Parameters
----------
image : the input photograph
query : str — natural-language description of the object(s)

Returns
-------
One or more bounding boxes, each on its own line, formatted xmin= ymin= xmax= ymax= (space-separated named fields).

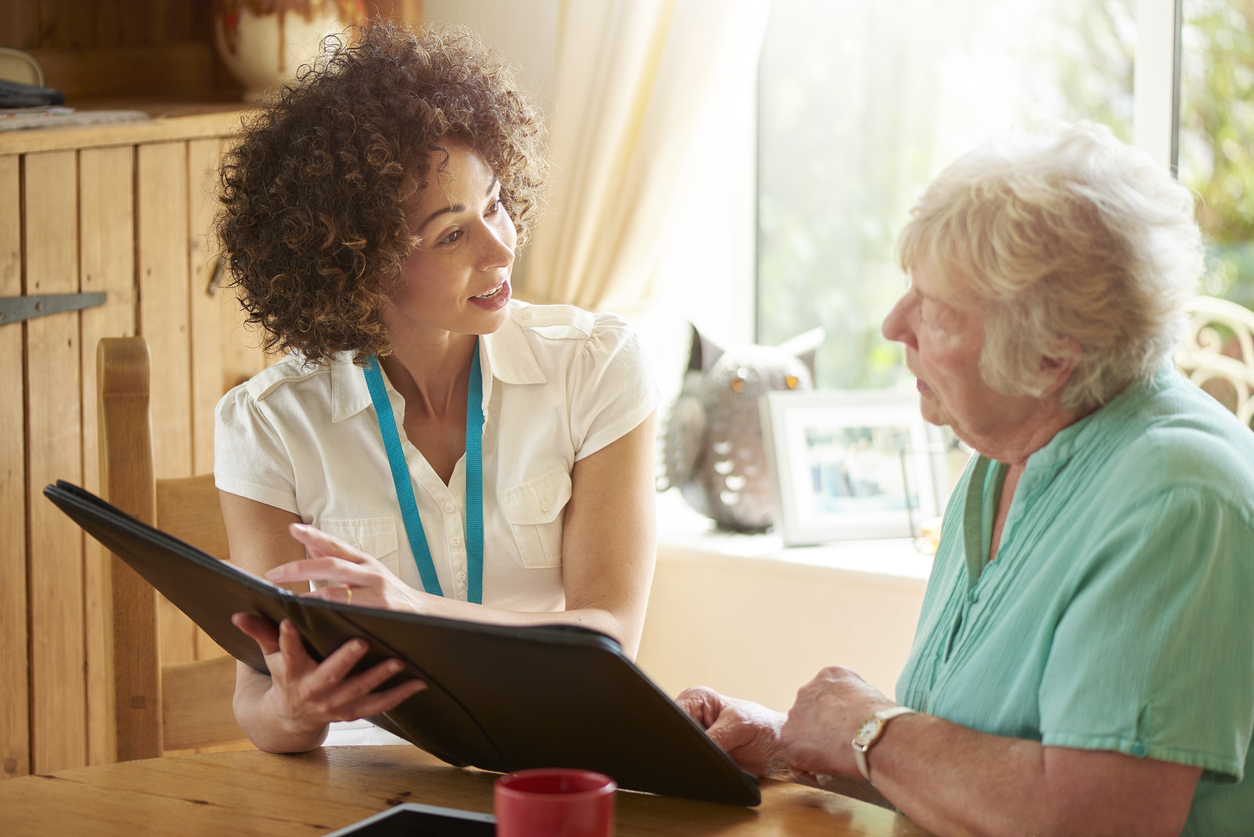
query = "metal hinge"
xmin=0 ymin=292 xmax=106 ymax=325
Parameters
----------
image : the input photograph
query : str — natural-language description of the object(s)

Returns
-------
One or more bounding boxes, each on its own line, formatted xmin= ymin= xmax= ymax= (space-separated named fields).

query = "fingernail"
xmin=387 ymin=660 xmax=404 ymax=673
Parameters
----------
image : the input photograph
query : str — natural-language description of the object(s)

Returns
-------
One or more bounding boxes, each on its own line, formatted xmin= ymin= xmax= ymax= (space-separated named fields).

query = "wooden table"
xmin=0 ymin=745 xmax=933 ymax=836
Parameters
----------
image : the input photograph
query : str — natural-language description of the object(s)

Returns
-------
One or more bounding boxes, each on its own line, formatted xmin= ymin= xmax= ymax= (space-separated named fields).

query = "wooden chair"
xmin=97 ymin=336 xmax=249 ymax=761
xmin=1175 ymin=295 xmax=1254 ymax=430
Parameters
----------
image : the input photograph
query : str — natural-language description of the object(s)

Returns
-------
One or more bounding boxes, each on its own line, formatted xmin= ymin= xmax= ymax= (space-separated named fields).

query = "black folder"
xmin=44 ymin=480 xmax=761 ymax=806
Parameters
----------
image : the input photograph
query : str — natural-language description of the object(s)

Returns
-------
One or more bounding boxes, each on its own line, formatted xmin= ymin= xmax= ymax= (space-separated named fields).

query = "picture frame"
xmin=759 ymin=389 xmax=948 ymax=546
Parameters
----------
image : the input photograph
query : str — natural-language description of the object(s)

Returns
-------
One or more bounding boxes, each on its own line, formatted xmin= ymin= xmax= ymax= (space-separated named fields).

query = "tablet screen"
xmin=323 ymin=803 xmax=495 ymax=836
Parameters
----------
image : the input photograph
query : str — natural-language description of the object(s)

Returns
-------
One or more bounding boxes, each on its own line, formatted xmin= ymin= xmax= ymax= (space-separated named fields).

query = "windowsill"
xmin=654 ymin=488 xmax=935 ymax=583
xmin=640 ymin=490 xmax=934 ymax=707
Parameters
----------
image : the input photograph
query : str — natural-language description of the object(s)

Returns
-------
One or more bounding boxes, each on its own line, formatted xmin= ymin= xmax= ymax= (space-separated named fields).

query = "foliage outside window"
xmin=1180 ymin=0 xmax=1254 ymax=306
xmin=758 ymin=0 xmax=1254 ymax=391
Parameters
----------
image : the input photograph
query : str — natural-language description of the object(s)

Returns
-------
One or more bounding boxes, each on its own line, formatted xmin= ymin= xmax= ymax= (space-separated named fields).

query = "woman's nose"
xmin=479 ymin=222 xmax=515 ymax=271
xmin=882 ymin=292 xmax=915 ymax=347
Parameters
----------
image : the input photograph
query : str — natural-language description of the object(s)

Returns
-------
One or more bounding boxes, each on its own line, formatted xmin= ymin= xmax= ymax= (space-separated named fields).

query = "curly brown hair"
xmin=215 ymin=19 xmax=547 ymax=365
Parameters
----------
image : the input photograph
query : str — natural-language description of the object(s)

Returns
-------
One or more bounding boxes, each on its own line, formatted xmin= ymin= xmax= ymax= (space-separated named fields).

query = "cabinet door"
xmin=24 ymin=149 xmax=87 ymax=774
xmin=0 ymin=155 xmax=30 ymax=781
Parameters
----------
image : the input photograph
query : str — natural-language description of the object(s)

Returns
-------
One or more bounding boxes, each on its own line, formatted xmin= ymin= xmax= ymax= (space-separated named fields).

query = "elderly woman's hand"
xmin=781 ymin=666 xmax=898 ymax=778
xmin=264 ymin=523 xmax=428 ymax=612
xmin=675 ymin=686 xmax=789 ymax=778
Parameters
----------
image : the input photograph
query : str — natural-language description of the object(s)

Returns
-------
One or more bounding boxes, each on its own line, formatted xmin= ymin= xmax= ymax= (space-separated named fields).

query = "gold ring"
xmin=345 ymin=587 xmax=353 ymax=606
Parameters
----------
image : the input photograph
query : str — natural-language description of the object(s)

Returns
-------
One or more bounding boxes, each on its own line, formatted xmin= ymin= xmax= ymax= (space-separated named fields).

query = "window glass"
xmin=757 ymin=0 xmax=1135 ymax=389
xmin=1179 ymin=0 xmax=1254 ymax=307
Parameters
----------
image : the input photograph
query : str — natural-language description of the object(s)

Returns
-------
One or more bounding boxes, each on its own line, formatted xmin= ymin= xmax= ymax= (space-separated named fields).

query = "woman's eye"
xmin=439 ymin=230 xmax=462 ymax=245
xmin=486 ymin=197 xmax=502 ymax=216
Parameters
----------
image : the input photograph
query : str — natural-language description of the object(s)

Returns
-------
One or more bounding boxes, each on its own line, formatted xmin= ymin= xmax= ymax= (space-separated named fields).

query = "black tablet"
xmin=323 ymin=803 xmax=494 ymax=836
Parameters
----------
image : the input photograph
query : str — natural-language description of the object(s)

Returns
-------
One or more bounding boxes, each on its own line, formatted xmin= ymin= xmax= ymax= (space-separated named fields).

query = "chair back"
xmin=97 ymin=336 xmax=246 ymax=760
xmin=1176 ymin=295 xmax=1254 ymax=430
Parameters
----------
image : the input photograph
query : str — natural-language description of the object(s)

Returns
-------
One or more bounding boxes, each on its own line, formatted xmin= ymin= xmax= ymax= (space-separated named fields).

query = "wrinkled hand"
xmin=781 ymin=666 xmax=894 ymax=778
xmin=266 ymin=523 xmax=426 ymax=612
xmin=231 ymin=612 xmax=426 ymax=739
xmin=676 ymin=686 xmax=788 ymax=778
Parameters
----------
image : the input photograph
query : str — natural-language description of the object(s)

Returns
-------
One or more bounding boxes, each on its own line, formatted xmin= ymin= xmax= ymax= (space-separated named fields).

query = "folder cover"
xmin=45 ymin=480 xmax=761 ymax=806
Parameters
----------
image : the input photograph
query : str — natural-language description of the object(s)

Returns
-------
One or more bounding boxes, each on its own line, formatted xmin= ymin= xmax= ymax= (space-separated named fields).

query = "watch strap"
xmin=852 ymin=705 xmax=917 ymax=781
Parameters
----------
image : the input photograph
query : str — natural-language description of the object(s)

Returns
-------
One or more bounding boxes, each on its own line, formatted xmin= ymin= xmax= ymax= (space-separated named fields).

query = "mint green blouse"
xmin=896 ymin=368 xmax=1254 ymax=835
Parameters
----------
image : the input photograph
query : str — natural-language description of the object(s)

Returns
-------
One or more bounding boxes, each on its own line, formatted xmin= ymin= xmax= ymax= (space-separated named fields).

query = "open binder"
xmin=45 ymin=480 xmax=760 ymax=806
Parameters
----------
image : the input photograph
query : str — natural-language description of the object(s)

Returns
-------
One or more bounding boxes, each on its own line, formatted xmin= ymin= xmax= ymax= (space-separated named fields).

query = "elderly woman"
xmin=214 ymin=21 xmax=657 ymax=753
xmin=679 ymin=122 xmax=1254 ymax=836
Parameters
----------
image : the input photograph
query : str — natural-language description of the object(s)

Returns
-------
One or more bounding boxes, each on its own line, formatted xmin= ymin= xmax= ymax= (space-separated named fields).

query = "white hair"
xmin=898 ymin=121 xmax=1204 ymax=411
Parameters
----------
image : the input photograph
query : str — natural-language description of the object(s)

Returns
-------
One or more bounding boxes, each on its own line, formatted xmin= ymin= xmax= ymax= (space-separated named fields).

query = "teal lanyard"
xmin=362 ymin=346 xmax=484 ymax=604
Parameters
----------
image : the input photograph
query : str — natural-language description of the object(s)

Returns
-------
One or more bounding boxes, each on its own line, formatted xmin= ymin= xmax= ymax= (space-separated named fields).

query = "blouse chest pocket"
xmin=502 ymin=467 xmax=572 ymax=569
xmin=315 ymin=517 xmax=401 ymax=576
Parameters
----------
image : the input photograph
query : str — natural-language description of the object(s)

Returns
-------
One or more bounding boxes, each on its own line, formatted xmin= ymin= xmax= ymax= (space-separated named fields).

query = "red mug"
xmin=493 ymin=768 xmax=617 ymax=837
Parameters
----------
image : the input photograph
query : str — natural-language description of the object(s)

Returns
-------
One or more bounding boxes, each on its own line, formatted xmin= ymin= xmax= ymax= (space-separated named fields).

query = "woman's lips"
xmin=469 ymin=279 xmax=511 ymax=311
xmin=916 ymin=378 xmax=932 ymax=393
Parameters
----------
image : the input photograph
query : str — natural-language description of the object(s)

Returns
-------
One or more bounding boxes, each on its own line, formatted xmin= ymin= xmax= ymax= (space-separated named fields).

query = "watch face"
xmin=854 ymin=718 xmax=881 ymax=747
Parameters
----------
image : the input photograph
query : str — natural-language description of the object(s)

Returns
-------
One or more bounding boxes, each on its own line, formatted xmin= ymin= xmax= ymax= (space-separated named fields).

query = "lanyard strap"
xmin=362 ymin=346 xmax=485 ymax=604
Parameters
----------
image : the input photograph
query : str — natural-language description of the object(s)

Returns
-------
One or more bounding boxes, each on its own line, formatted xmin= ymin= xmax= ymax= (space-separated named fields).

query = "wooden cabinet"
xmin=1 ymin=111 xmax=271 ymax=779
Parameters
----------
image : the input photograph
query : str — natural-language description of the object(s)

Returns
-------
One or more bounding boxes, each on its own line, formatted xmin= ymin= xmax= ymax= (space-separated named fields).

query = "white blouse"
xmin=214 ymin=300 xmax=659 ymax=613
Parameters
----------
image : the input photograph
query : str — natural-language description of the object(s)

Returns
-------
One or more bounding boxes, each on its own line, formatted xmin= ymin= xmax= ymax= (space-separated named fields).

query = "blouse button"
xmin=540 ymin=500 xmax=551 ymax=512
xmin=457 ymin=571 xmax=467 ymax=583
xmin=351 ymin=541 xmax=362 ymax=551
xmin=444 ymin=503 xmax=456 ymax=514
xmin=450 ymin=535 xmax=462 ymax=547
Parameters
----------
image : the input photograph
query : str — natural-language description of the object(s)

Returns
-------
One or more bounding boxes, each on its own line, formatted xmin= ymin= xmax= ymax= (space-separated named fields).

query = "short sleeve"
xmin=568 ymin=314 xmax=659 ymax=460
xmin=214 ymin=383 xmax=300 ymax=515
xmin=1039 ymin=487 xmax=1254 ymax=782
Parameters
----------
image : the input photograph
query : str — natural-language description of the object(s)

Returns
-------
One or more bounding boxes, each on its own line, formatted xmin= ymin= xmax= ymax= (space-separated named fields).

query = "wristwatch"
xmin=851 ymin=706 xmax=917 ymax=781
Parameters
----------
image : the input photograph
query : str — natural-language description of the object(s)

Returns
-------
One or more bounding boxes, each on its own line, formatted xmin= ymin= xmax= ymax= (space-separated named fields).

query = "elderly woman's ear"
xmin=1033 ymin=337 xmax=1083 ymax=400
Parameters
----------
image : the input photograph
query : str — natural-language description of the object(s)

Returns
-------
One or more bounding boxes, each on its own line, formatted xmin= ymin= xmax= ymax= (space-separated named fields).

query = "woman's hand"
xmin=780 ymin=666 xmax=896 ymax=778
xmin=266 ymin=523 xmax=430 ymax=612
xmin=231 ymin=612 xmax=426 ymax=748
xmin=675 ymin=686 xmax=789 ymax=778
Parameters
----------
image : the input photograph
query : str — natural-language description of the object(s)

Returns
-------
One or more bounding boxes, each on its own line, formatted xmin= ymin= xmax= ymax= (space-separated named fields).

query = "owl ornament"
xmin=660 ymin=325 xmax=824 ymax=531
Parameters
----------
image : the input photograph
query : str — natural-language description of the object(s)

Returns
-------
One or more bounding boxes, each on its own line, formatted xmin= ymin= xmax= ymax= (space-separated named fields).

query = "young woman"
xmin=214 ymin=20 xmax=658 ymax=753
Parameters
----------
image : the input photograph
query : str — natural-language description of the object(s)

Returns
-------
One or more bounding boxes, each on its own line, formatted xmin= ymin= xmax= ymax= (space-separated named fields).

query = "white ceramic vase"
xmin=212 ymin=0 xmax=363 ymax=101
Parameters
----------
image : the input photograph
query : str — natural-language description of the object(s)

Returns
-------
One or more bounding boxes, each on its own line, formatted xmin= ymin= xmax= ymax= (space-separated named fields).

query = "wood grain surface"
xmin=23 ymin=149 xmax=87 ymax=774
xmin=0 ymin=153 xmax=29 ymax=781
xmin=0 ymin=745 xmax=935 ymax=837
xmin=79 ymin=144 xmax=138 ymax=766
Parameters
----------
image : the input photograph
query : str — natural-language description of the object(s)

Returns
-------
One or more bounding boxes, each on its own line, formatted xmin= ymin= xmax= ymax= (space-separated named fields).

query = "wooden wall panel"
xmin=91 ymin=0 xmax=131 ymax=48
xmin=0 ymin=0 xmax=205 ymax=50
xmin=0 ymin=1 xmax=41 ymax=50
xmin=23 ymin=149 xmax=86 ymax=773
xmin=0 ymin=157 xmax=30 ymax=780
xmin=78 ymin=146 xmax=137 ymax=765
xmin=187 ymin=137 xmax=228 ymax=660
xmin=220 ymin=285 xmax=268 ymax=393
xmin=137 ymin=142 xmax=192 ymax=484
xmin=188 ymin=138 xmax=221 ymax=479
xmin=136 ymin=141 xmax=198 ymax=667
xmin=38 ymin=0 xmax=96 ymax=50
xmin=31 ymin=44 xmax=217 ymax=101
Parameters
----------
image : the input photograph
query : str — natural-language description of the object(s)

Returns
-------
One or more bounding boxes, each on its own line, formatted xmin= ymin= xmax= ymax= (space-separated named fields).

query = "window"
xmin=758 ymin=0 xmax=1246 ymax=390
xmin=1179 ymin=0 xmax=1254 ymax=305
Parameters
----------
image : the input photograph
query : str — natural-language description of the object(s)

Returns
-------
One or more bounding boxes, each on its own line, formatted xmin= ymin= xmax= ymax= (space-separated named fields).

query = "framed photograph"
xmin=759 ymin=389 xmax=947 ymax=546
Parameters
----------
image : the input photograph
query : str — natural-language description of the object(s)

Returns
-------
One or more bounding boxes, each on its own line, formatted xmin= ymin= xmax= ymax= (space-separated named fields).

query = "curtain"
xmin=516 ymin=0 xmax=770 ymax=314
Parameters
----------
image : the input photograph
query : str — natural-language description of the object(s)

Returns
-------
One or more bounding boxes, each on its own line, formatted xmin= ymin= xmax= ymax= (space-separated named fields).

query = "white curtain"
xmin=517 ymin=0 xmax=771 ymax=313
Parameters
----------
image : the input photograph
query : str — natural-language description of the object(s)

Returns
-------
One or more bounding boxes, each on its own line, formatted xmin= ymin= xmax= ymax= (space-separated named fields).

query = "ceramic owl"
xmin=660 ymin=325 xmax=824 ymax=531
